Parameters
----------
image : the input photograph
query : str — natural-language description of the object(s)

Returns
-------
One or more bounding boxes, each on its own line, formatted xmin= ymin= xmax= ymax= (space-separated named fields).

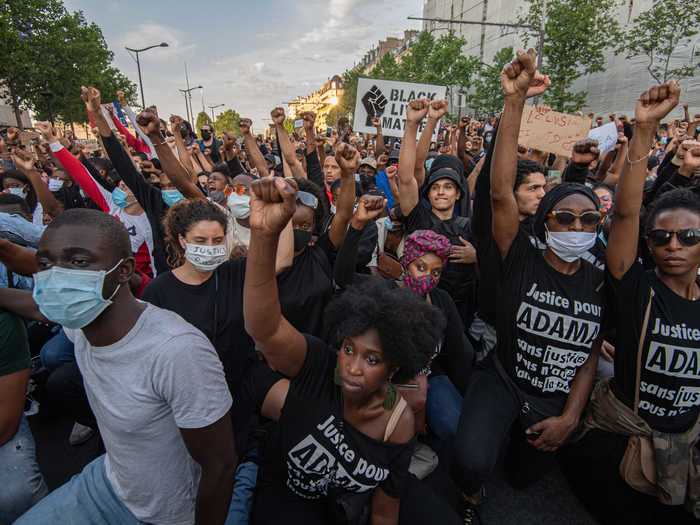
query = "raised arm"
xmin=11 ymin=147 xmax=63 ymax=218
xmin=372 ymin=116 xmax=386 ymax=158
xmin=302 ymin=112 xmax=317 ymax=156
xmin=397 ymin=99 xmax=429 ymax=217
xmin=607 ymin=81 xmax=681 ymax=279
xmin=271 ymin=107 xmax=306 ymax=180
xmin=244 ymin=177 xmax=307 ymax=377
xmin=109 ymin=106 xmax=151 ymax=157
xmin=601 ymin=133 xmax=629 ymax=187
xmin=457 ymin=116 xmax=470 ymax=171
xmin=327 ymin=143 xmax=360 ymax=249
xmin=240 ymin=119 xmax=269 ymax=178
xmin=415 ymin=100 xmax=448 ymax=187
xmin=117 ymin=90 xmax=157 ymax=159
xmin=491 ymin=49 xmax=549 ymax=258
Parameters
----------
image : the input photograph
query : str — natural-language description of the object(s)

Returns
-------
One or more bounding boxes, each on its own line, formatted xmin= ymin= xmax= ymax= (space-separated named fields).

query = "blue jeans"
xmin=40 ymin=328 xmax=75 ymax=371
xmin=225 ymin=460 xmax=259 ymax=525
xmin=426 ymin=375 xmax=463 ymax=442
xmin=0 ymin=417 xmax=47 ymax=524
xmin=14 ymin=455 xmax=143 ymax=525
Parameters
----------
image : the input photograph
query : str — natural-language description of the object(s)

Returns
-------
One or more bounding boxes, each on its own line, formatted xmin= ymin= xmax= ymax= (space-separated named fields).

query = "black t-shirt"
xmin=609 ymin=263 xmax=700 ymax=433
xmin=404 ymin=204 xmax=477 ymax=314
xmin=252 ymin=335 xmax=414 ymax=525
xmin=277 ymin=235 xmax=336 ymax=337
xmin=486 ymin=228 xmax=605 ymax=402
xmin=141 ymin=258 xmax=254 ymax=390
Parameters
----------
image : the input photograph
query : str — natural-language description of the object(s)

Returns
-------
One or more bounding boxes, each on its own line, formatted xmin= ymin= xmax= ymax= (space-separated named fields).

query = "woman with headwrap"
xmin=452 ymin=50 xmax=605 ymax=524
xmin=334 ymin=197 xmax=474 ymax=443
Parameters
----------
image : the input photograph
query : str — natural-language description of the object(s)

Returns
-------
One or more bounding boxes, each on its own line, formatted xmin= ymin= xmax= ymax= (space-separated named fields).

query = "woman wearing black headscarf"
xmin=452 ymin=49 xmax=606 ymax=523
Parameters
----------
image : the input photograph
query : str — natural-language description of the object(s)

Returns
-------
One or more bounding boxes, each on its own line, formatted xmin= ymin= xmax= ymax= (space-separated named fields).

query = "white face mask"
xmin=330 ymin=204 xmax=337 ymax=215
xmin=184 ymin=243 xmax=228 ymax=272
xmin=227 ymin=193 xmax=251 ymax=219
xmin=545 ymin=227 xmax=597 ymax=262
xmin=48 ymin=178 xmax=64 ymax=191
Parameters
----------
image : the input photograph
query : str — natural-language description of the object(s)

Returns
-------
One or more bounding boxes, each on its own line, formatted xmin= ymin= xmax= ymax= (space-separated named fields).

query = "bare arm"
xmin=0 ymin=288 xmax=46 ymax=322
xmin=11 ymin=147 xmax=63 ymax=218
xmin=607 ymin=81 xmax=680 ymax=280
xmin=244 ymin=177 xmax=307 ymax=377
xmin=0 ymin=239 xmax=38 ymax=276
xmin=192 ymin=146 xmax=214 ymax=173
xmin=415 ymin=100 xmax=448 ymax=187
xmin=491 ymin=49 xmax=549 ymax=258
xmin=601 ymin=134 xmax=629 ymax=187
xmin=271 ymin=108 xmax=306 ymax=180
xmin=372 ymin=116 xmax=386 ymax=158
xmin=303 ymin=112 xmax=317 ymax=156
xmin=0 ymin=369 xmax=30 ymax=446
xmin=467 ymin=154 xmax=486 ymax=197
xmin=328 ymin=143 xmax=360 ymax=250
xmin=240 ymin=119 xmax=269 ymax=178
xmin=180 ymin=414 xmax=237 ymax=525
xmin=397 ymin=100 xmax=429 ymax=217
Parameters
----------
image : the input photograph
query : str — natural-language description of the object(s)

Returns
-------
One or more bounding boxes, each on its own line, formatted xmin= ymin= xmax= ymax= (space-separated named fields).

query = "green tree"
xmin=337 ymin=67 xmax=361 ymax=123
xmin=469 ymin=47 xmax=514 ymax=116
xmin=518 ymin=0 xmax=622 ymax=112
xmin=213 ymin=108 xmax=241 ymax=136
xmin=370 ymin=52 xmax=402 ymax=81
xmin=619 ymin=0 xmax=700 ymax=84
xmin=0 ymin=0 xmax=135 ymax=127
xmin=195 ymin=111 xmax=212 ymax=132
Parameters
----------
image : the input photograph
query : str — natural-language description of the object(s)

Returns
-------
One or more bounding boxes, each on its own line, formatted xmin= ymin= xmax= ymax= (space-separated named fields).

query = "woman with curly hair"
xmin=244 ymin=177 xmax=461 ymax=525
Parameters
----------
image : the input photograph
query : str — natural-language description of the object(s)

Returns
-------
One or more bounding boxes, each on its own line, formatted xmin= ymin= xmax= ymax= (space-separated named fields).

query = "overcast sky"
xmin=63 ymin=0 xmax=423 ymax=132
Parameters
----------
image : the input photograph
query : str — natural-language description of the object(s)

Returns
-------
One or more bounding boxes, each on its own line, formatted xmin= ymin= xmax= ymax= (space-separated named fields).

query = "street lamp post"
xmin=178 ymin=86 xmax=203 ymax=124
xmin=208 ymin=104 xmax=225 ymax=122
xmin=125 ymin=42 xmax=169 ymax=109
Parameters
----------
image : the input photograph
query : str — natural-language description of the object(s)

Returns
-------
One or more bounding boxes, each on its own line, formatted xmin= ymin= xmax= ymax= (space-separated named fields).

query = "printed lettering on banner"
xmin=286 ymin=415 xmax=389 ymax=499
xmin=353 ymin=77 xmax=447 ymax=140
xmin=517 ymin=106 xmax=592 ymax=157
xmin=587 ymin=122 xmax=618 ymax=155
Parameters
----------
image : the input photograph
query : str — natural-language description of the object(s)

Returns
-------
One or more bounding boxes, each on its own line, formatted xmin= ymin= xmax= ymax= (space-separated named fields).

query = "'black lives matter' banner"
xmin=353 ymin=77 xmax=447 ymax=139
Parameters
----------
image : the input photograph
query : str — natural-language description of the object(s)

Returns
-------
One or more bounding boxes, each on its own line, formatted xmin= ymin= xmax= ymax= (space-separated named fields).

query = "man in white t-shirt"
xmin=7 ymin=208 xmax=236 ymax=525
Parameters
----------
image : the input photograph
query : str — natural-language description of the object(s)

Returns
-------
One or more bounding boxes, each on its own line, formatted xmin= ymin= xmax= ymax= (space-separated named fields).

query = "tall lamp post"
xmin=208 ymin=104 xmax=225 ymax=122
xmin=125 ymin=42 xmax=169 ymax=109
xmin=178 ymin=86 xmax=203 ymax=124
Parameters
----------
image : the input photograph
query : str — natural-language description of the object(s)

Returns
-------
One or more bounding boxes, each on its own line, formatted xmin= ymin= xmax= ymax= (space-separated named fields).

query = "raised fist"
xmin=501 ymin=49 xmax=550 ymax=100
xmin=136 ymin=110 xmax=160 ymax=139
xmin=10 ymin=148 xmax=36 ymax=172
xmin=270 ymin=107 xmax=285 ymax=126
xmin=428 ymin=100 xmax=449 ymax=121
xmin=80 ymin=86 xmax=102 ymax=113
xmin=371 ymin=116 xmax=382 ymax=128
xmin=361 ymin=85 xmax=389 ymax=126
xmin=301 ymin=112 xmax=316 ymax=131
xmin=249 ymin=176 xmax=298 ymax=236
xmin=571 ymin=138 xmax=600 ymax=166
xmin=240 ymin=118 xmax=253 ymax=136
xmin=335 ymin=142 xmax=360 ymax=173
xmin=406 ymin=99 xmax=429 ymax=124
xmin=680 ymin=140 xmax=700 ymax=173
xmin=35 ymin=121 xmax=58 ymax=143
xmin=635 ymin=81 xmax=681 ymax=126
xmin=458 ymin=116 xmax=470 ymax=129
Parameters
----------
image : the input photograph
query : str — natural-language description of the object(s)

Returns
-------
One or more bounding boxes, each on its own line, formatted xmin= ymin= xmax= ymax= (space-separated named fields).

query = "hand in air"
xmin=80 ymin=86 xmax=102 ymax=113
xmin=353 ymin=195 xmax=386 ymax=226
xmin=35 ymin=121 xmax=58 ymax=143
xmin=428 ymin=100 xmax=449 ymax=121
xmin=10 ymin=148 xmax=36 ymax=172
xmin=249 ymin=176 xmax=298 ymax=236
xmin=239 ymin=118 xmax=253 ymax=136
xmin=406 ymin=99 xmax=429 ymax=124
xmin=335 ymin=143 xmax=360 ymax=173
xmin=571 ymin=138 xmax=600 ymax=166
xmin=635 ymin=81 xmax=681 ymax=126
xmin=501 ymin=49 xmax=550 ymax=100
xmin=270 ymin=107 xmax=286 ymax=126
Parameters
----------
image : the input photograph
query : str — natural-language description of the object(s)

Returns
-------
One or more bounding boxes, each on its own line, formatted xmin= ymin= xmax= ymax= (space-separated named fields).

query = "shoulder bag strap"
xmin=633 ymin=288 xmax=655 ymax=415
xmin=383 ymin=396 xmax=408 ymax=442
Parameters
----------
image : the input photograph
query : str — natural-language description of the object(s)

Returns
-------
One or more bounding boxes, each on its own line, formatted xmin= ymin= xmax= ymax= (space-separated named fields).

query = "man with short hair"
xmin=3 ymin=209 xmax=237 ymax=525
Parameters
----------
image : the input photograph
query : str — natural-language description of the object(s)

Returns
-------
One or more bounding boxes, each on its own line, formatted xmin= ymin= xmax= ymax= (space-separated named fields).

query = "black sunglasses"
xmin=647 ymin=229 xmax=700 ymax=247
xmin=548 ymin=210 xmax=602 ymax=227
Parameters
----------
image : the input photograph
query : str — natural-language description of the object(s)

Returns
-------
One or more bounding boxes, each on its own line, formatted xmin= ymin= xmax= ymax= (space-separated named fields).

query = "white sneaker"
xmin=68 ymin=422 xmax=94 ymax=446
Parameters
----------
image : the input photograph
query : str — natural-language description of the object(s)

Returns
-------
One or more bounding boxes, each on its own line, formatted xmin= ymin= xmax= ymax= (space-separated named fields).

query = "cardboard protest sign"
xmin=588 ymin=122 xmax=618 ymax=155
xmin=353 ymin=77 xmax=447 ymax=139
xmin=518 ymin=106 xmax=592 ymax=157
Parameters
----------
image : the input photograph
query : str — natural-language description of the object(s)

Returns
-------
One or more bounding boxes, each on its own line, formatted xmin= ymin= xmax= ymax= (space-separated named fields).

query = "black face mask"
xmin=179 ymin=126 xmax=189 ymax=139
xmin=201 ymin=130 xmax=212 ymax=140
xmin=293 ymin=229 xmax=312 ymax=252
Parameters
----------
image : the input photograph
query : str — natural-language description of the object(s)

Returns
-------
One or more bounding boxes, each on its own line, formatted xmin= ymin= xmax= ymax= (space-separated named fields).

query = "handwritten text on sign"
xmin=518 ymin=106 xmax=592 ymax=157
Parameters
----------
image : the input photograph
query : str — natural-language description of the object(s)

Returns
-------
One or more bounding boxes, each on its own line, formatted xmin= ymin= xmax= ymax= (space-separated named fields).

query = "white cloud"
xmin=117 ymin=23 xmax=196 ymax=60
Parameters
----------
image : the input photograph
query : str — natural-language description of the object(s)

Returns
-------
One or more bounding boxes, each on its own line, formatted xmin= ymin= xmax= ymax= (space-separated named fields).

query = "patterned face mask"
xmin=402 ymin=273 xmax=438 ymax=296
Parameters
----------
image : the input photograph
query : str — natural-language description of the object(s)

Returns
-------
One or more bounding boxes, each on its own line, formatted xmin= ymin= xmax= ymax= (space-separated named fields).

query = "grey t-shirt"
xmin=65 ymin=303 xmax=232 ymax=525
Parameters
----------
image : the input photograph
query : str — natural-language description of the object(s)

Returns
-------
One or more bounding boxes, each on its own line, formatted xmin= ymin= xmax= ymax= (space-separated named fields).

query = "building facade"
xmin=421 ymin=0 xmax=700 ymax=116
xmin=358 ymin=30 xmax=420 ymax=72
xmin=287 ymin=75 xmax=345 ymax=130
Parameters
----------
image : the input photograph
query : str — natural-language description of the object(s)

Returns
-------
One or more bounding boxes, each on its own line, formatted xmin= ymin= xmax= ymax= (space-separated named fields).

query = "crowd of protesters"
xmin=1 ymin=47 xmax=700 ymax=525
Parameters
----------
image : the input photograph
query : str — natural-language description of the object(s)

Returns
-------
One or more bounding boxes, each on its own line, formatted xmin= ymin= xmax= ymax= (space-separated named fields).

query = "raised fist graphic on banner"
xmin=361 ymin=85 xmax=388 ymax=126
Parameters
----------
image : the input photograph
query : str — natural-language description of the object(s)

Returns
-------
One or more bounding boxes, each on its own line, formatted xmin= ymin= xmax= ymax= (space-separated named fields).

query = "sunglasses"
xmin=548 ymin=210 xmax=602 ymax=227
xmin=296 ymin=190 xmax=318 ymax=210
xmin=647 ymin=229 xmax=700 ymax=247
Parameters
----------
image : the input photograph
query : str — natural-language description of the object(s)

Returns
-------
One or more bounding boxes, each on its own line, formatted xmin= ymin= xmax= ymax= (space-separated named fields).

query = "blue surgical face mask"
xmin=32 ymin=259 xmax=123 ymax=329
xmin=162 ymin=189 xmax=184 ymax=207
xmin=112 ymin=187 xmax=129 ymax=209
xmin=7 ymin=186 xmax=27 ymax=199
xmin=384 ymin=216 xmax=399 ymax=231
xmin=425 ymin=158 xmax=434 ymax=171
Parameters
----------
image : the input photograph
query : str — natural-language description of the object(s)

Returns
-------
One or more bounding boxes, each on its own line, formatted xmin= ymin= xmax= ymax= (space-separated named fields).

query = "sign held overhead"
xmin=518 ymin=106 xmax=592 ymax=158
xmin=353 ymin=77 xmax=447 ymax=139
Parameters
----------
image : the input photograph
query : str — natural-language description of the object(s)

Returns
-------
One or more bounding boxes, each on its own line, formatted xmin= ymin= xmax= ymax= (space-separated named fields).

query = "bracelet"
xmin=626 ymin=146 xmax=652 ymax=165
